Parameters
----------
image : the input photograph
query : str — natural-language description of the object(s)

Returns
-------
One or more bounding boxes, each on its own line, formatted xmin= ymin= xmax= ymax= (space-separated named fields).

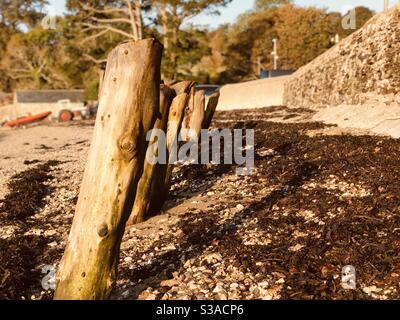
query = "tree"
xmin=192 ymin=25 xmax=229 ymax=84
xmin=1 ymin=27 xmax=72 ymax=89
xmin=273 ymin=4 xmax=338 ymax=70
xmin=152 ymin=0 xmax=232 ymax=80
xmin=255 ymin=0 xmax=291 ymax=10
xmin=217 ymin=3 xmax=371 ymax=83
xmin=0 ymin=0 xmax=48 ymax=31
xmin=66 ymin=0 xmax=150 ymax=43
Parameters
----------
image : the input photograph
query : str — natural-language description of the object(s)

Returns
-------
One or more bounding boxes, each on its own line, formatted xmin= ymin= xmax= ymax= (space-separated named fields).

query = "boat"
xmin=3 ymin=111 xmax=52 ymax=127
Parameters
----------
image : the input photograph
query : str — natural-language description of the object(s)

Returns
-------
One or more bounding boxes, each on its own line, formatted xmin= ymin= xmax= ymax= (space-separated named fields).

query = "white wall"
xmin=217 ymin=76 xmax=291 ymax=111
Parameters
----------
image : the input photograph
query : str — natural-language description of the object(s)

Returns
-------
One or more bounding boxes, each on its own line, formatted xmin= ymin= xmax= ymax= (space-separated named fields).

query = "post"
xmin=127 ymin=85 xmax=175 ymax=225
xmin=54 ymin=39 xmax=163 ymax=300
xmin=149 ymin=81 xmax=193 ymax=213
xmin=272 ymin=38 xmax=279 ymax=70
xmin=181 ymin=86 xmax=196 ymax=137
xmin=158 ymin=93 xmax=190 ymax=210
xmin=384 ymin=0 xmax=389 ymax=11
xmin=188 ymin=90 xmax=205 ymax=141
xmin=202 ymin=92 xmax=220 ymax=130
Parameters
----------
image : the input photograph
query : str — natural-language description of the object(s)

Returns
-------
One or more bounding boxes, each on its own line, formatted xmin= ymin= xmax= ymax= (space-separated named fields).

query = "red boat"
xmin=4 ymin=111 xmax=52 ymax=127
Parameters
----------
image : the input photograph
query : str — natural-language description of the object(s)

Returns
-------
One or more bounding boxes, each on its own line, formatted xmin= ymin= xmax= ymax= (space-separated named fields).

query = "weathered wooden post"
xmin=54 ymin=39 xmax=163 ymax=300
xmin=127 ymin=85 xmax=175 ymax=225
xmin=149 ymin=81 xmax=193 ymax=213
xmin=181 ymin=86 xmax=196 ymax=135
xmin=171 ymin=80 xmax=195 ymax=95
xmin=202 ymin=92 xmax=220 ymax=129
xmin=188 ymin=90 xmax=205 ymax=141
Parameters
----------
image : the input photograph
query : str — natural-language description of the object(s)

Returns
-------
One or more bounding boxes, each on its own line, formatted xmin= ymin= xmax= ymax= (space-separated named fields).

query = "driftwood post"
xmin=181 ymin=86 xmax=196 ymax=136
xmin=202 ymin=92 xmax=220 ymax=129
xmin=127 ymin=85 xmax=175 ymax=225
xmin=150 ymin=91 xmax=190 ymax=212
xmin=149 ymin=81 xmax=193 ymax=213
xmin=188 ymin=90 xmax=205 ymax=141
xmin=54 ymin=39 xmax=162 ymax=300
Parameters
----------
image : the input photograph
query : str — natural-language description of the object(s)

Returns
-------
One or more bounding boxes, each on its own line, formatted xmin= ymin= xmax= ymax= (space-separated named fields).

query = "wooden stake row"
xmin=54 ymin=39 xmax=220 ymax=300
xmin=127 ymin=80 xmax=220 ymax=224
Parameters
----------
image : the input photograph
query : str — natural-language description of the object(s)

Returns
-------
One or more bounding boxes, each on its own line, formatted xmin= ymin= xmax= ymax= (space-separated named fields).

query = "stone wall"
xmin=284 ymin=6 xmax=400 ymax=109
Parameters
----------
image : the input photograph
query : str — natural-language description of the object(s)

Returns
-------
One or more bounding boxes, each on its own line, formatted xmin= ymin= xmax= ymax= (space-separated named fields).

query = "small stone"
xmin=160 ymin=279 xmax=180 ymax=287
xmin=124 ymin=257 xmax=133 ymax=263
xmin=236 ymin=204 xmax=245 ymax=211
xmin=47 ymin=241 xmax=58 ymax=247
xmin=230 ymin=283 xmax=239 ymax=290
xmin=363 ymin=286 xmax=382 ymax=295
xmin=212 ymin=283 xmax=225 ymax=294
xmin=44 ymin=230 xmax=57 ymax=237
xmin=288 ymin=244 xmax=305 ymax=252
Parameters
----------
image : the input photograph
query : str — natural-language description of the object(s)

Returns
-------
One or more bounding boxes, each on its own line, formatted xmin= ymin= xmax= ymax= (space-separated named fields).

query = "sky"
xmin=47 ymin=0 xmax=393 ymax=28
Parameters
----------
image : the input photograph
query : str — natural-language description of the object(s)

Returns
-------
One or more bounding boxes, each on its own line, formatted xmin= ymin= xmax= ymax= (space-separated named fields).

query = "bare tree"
xmin=80 ymin=1 xmax=149 ymax=43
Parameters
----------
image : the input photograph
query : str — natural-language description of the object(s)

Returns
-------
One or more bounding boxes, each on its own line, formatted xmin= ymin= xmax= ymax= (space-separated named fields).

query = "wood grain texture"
xmin=127 ymin=85 xmax=175 ymax=225
xmin=202 ymin=92 xmax=220 ymax=129
xmin=54 ymin=39 xmax=162 ymax=300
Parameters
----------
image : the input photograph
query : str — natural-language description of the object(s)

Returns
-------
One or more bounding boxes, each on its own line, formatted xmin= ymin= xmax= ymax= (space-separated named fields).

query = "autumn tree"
xmin=273 ymin=4 xmax=338 ymax=70
xmin=1 ymin=27 xmax=72 ymax=89
xmin=255 ymin=0 xmax=291 ymax=10
xmin=152 ymin=0 xmax=232 ymax=80
xmin=215 ymin=3 xmax=373 ymax=83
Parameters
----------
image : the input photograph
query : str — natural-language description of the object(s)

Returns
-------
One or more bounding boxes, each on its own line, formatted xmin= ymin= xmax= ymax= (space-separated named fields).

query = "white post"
xmin=271 ymin=38 xmax=279 ymax=71
xmin=384 ymin=0 xmax=389 ymax=11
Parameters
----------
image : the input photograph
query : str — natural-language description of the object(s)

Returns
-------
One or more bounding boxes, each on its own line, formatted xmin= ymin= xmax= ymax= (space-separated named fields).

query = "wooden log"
xmin=98 ymin=68 xmax=105 ymax=99
xmin=181 ymin=86 xmax=196 ymax=135
xmin=150 ymin=92 xmax=190 ymax=212
xmin=148 ymin=81 xmax=194 ymax=213
xmin=127 ymin=85 xmax=175 ymax=225
xmin=54 ymin=39 xmax=163 ymax=300
xmin=187 ymin=90 xmax=205 ymax=141
xmin=202 ymin=92 xmax=220 ymax=129
xmin=171 ymin=80 xmax=195 ymax=95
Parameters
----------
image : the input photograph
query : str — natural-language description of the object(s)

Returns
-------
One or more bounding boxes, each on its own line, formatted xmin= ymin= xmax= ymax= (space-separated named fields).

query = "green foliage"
xmin=85 ymin=79 xmax=100 ymax=100
xmin=0 ymin=0 xmax=48 ymax=31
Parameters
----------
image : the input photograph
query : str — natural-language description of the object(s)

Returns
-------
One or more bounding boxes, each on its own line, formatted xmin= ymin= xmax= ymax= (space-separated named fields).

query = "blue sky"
xmin=48 ymin=0 xmax=393 ymax=28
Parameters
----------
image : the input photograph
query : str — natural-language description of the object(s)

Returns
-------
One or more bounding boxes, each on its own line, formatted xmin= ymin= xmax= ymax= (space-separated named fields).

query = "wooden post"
xmin=171 ymin=80 xmax=195 ymax=95
xmin=127 ymin=85 xmax=175 ymax=225
xmin=149 ymin=81 xmax=193 ymax=213
xmin=202 ymin=92 xmax=220 ymax=129
xmin=188 ymin=90 xmax=205 ymax=141
xmin=156 ymin=93 xmax=190 ymax=211
xmin=54 ymin=39 xmax=163 ymax=300
xmin=181 ymin=86 xmax=196 ymax=136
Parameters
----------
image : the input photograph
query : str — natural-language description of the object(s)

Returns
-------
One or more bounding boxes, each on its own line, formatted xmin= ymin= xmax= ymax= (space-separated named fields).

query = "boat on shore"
xmin=3 ymin=111 xmax=52 ymax=127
